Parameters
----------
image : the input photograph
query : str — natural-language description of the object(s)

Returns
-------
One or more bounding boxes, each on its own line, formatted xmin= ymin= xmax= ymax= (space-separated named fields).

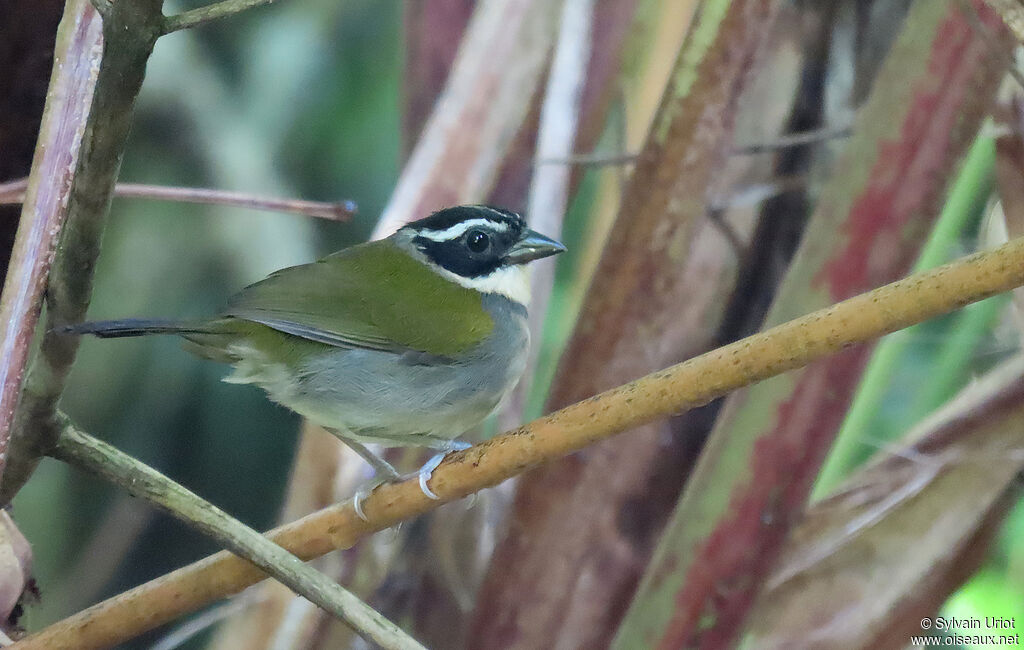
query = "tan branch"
xmin=50 ymin=421 xmax=423 ymax=650
xmin=22 ymin=234 xmax=1024 ymax=650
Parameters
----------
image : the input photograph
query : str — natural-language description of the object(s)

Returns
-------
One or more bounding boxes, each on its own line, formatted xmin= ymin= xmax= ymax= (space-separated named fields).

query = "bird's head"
xmin=395 ymin=205 xmax=566 ymax=304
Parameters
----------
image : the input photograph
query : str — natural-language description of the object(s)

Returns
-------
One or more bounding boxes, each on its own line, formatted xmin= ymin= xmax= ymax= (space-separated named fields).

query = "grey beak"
xmin=506 ymin=229 xmax=567 ymax=264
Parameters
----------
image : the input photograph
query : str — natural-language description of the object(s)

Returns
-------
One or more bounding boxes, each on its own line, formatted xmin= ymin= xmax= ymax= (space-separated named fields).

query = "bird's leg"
xmin=325 ymin=429 xmax=401 ymax=521
xmin=333 ymin=435 xmax=402 ymax=481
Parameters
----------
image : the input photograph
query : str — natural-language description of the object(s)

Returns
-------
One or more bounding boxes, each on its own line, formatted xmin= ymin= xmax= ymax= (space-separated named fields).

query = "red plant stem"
xmin=615 ymin=2 xmax=1013 ymax=647
xmin=0 ymin=1 xmax=103 ymax=485
xmin=469 ymin=0 xmax=784 ymax=647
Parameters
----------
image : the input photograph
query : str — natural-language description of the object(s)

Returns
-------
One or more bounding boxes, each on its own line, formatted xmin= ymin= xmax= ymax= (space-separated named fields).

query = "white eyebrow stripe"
xmin=417 ymin=218 xmax=510 ymax=242
xmin=475 ymin=205 xmax=517 ymax=220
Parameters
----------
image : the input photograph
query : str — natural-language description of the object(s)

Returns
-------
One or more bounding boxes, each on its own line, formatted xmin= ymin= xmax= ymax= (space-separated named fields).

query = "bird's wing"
xmin=223 ymin=239 xmax=494 ymax=355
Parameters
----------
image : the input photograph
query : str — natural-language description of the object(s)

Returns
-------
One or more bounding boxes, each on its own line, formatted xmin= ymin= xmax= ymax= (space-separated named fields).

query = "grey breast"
xmin=291 ymin=293 xmax=529 ymax=444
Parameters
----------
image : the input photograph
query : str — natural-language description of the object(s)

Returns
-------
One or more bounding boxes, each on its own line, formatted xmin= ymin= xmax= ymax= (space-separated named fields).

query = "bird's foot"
xmin=350 ymin=441 xmax=472 ymax=520
xmin=415 ymin=441 xmax=472 ymax=500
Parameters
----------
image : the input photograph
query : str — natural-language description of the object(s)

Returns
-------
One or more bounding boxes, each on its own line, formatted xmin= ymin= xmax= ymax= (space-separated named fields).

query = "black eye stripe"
xmin=413 ymin=237 xmax=499 ymax=278
xmin=413 ymin=226 xmax=518 ymax=279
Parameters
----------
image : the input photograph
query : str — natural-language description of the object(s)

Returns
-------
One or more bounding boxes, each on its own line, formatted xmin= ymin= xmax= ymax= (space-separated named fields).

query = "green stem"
xmin=50 ymin=418 xmax=425 ymax=650
xmin=813 ymin=134 xmax=996 ymax=497
xmin=161 ymin=0 xmax=278 ymax=34
xmin=910 ymin=293 xmax=1008 ymax=415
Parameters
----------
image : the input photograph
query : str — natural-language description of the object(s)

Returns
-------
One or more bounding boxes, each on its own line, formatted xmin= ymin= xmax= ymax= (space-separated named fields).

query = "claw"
xmin=418 ymin=453 xmax=445 ymax=500
xmin=352 ymin=478 xmax=385 ymax=521
xmin=416 ymin=441 xmax=471 ymax=499
xmin=352 ymin=486 xmax=370 ymax=521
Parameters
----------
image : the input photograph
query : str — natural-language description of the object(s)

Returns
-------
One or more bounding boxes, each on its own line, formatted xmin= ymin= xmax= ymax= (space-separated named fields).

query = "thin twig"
xmin=733 ymin=124 xmax=852 ymax=154
xmin=49 ymin=419 xmax=424 ymax=650
xmin=0 ymin=178 xmax=27 ymax=203
xmin=705 ymin=209 xmax=748 ymax=261
xmin=150 ymin=598 xmax=257 ymax=650
xmin=23 ymin=234 xmax=1024 ymax=650
xmin=536 ymin=151 xmax=639 ymax=166
xmin=162 ymin=0 xmax=278 ymax=34
xmin=0 ymin=0 xmax=99 ymax=480
xmin=113 ymin=184 xmax=357 ymax=220
xmin=708 ymin=175 xmax=809 ymax=212
xmin=0 ymin=178 xmax=356 ymax=221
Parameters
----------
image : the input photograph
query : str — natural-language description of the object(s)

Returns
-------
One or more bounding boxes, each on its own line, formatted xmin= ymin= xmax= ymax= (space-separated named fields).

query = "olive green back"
xmin=223 ymin=239 xmax=494 ymax=356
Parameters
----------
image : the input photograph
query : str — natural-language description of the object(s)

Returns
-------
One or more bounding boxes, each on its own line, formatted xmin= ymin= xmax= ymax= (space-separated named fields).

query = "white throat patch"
xmin=416 ymin=218 xmax=510 ymax=242
xmin=438 ymin=263 xmax=531 ymax=304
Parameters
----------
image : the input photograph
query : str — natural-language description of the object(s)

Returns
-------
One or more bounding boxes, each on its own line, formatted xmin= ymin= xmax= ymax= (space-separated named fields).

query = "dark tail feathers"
xmin=55 ymin=319 xmax=210 ymax=339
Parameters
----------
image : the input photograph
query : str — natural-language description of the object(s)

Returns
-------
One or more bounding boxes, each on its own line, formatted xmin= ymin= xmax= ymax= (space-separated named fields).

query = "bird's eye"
xmin=465 ymin=230 xmax=490 ymax=253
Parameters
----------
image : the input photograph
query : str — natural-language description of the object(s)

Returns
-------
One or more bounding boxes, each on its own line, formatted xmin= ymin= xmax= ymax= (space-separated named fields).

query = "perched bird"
xmin=62 ymin=205 xmax=565 ymax=515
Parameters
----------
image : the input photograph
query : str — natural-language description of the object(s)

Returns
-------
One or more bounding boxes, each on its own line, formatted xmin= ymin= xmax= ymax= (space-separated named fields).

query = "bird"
xmin=61 ymin=205 xmax=565 ymax=517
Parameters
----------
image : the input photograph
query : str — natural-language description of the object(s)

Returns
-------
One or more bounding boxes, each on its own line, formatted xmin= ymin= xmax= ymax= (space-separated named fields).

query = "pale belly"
xmin=230 ymin=299 xmax=529 ymax=448
xmin=286 ymin=344 xmax=527 ymax=445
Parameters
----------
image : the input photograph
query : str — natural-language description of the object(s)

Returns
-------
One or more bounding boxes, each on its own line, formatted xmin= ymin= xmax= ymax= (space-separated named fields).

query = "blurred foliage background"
xmin=6 ymin=0 xmax=1024 ymax=648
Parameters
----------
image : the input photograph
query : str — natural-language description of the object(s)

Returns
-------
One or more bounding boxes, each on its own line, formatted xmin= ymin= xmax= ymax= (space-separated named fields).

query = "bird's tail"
xmin=55 ymin=319 xmax=214 ymax=339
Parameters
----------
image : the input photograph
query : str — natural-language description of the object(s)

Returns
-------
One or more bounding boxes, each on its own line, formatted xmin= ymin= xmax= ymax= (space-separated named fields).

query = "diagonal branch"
xmin=161 ymin=0 xmax=279 ymax=34
xmin=50 ymin=418 xmax=423 ymax=650
xmin=614 ymin=3 xmax=1013 ymax=645
xmin=23 ymin=233 xmax=1024 ymax=650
